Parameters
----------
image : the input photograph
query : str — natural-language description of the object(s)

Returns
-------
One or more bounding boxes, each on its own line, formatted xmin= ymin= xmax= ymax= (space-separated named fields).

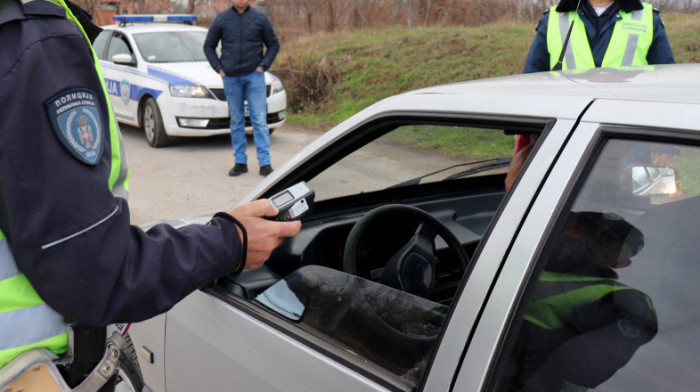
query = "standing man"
xmin=515 ymin=0 xmax=675 ymax=154
xmin=204 ymin=0 xmax=280 ymax=177
xmin=0 ymin=0 xmax=299 ymax=388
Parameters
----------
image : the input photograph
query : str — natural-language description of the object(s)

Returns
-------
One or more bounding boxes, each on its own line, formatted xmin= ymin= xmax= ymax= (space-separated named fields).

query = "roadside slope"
xmin=276 ymin=13 xmax=700 ymax=128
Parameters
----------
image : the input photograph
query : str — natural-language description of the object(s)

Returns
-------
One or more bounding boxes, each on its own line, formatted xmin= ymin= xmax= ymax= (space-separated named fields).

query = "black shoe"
xmin=229 ymin=163 xmax=248 ymax=176
xmin=259 ymin=164 xmax=273 ymax=177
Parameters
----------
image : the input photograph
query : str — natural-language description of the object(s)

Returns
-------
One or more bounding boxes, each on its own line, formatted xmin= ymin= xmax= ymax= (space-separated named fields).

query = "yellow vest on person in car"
xmin=0 ymin=0 xmax=129 ymax=368
xmin=546 ymin=3 xmax=654 ymax=71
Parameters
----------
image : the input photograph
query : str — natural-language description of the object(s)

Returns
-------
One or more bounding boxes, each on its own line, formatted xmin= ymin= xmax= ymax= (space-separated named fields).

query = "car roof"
xmin=244 ymin=64 xmax=700 ymax=203
xmin=343 ymin=64 xmax=700 ymax=126
xmin=101 ymin=23 xmax=207 ymax=34
xmin=409 ymin=64 xmax=700 ymax=105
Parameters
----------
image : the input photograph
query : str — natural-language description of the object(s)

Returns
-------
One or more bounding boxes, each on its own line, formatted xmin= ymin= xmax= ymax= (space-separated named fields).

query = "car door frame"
xmin=451 ymin=99 xmax=700 ymax=391
xmin=420 ymin=115 xmax=583 ymax=392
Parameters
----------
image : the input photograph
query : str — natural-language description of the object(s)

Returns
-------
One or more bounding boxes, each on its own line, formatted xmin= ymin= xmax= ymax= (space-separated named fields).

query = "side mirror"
xmin=112 ymin=53 xmax=136 ymax=66
xmin=625 ymin=165 xmax=678 ymax=197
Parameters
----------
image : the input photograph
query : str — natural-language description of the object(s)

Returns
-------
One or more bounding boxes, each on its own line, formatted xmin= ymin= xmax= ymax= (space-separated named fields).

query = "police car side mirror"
xmin=112 ymin=53 xmax=136 ymax=67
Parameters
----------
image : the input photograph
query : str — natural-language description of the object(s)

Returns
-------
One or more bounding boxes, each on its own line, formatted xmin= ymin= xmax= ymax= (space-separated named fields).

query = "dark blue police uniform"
xmin=0 ymin=0 xmax=243 ymax=326
xmin=523 ymin=0 xmax=675 ymax=73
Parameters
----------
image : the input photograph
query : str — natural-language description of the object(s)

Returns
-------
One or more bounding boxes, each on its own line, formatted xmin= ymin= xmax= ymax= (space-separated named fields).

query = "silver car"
xmin=117 ymin=64 xmax=700 ymax=392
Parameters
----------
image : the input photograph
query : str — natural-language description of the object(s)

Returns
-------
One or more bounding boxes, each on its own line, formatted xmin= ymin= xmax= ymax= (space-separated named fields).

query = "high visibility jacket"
xmin=546 ymin=3 xmax=654 ymax=71
xmin=525 ymin=271 xmax=652 ymax=330
xmin=0 ymin=0 xmax=128 ymax=368
xmin=515 ymin=270 xmax=657 ymax=390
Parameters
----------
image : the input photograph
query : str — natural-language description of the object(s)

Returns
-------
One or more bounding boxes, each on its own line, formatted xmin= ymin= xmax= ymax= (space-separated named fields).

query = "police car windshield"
xmin=133 ymin=31 xmax=208 ymax=63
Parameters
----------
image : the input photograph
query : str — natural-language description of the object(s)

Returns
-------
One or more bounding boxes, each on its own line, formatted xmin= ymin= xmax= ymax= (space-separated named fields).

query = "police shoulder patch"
xmin=46 ymin=88 xmax=105 ymax=165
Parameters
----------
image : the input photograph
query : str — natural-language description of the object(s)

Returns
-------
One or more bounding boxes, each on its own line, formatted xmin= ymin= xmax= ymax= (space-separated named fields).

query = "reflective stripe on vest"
xmin=546 ymin=3 xmax=654 ymax=71
xmin=0 ymin=0 xmax=129 ymax=368
xmin=0 ymin=232 xmax=68 ymax=368
xmin=524 ymin=271 xmax=634 ymax=330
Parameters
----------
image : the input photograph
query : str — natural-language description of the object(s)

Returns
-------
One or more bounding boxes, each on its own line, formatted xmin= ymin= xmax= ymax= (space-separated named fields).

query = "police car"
xmin=92 ymin=15 xmax=287 ymax=148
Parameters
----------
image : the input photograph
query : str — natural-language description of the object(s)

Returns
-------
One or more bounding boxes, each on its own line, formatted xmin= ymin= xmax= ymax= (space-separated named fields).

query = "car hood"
xmin=148 ymin=62 xmax=273 ymax=89
xmin=148 ymin=62 xmax=223 ymax=88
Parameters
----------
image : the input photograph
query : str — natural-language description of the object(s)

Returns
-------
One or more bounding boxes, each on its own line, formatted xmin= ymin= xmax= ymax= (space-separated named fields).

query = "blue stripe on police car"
xmin=105 ymin=79 xmax=163 ymax=102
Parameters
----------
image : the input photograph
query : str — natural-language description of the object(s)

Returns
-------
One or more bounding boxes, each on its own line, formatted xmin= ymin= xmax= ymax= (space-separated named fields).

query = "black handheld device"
xmin=269 ymin=181 xmax=315 ymax=221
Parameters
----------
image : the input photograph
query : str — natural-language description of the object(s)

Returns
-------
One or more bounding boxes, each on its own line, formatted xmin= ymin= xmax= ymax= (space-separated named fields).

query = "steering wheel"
xmin=343 ymin=204 xmax=469 ymax=298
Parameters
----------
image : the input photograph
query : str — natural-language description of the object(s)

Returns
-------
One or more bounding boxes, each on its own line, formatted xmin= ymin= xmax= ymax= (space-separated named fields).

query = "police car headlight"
xmin=270 ymin=76 xmax=284 ymax=95
xmin=169 ymin=85 xmax=213 ymax=99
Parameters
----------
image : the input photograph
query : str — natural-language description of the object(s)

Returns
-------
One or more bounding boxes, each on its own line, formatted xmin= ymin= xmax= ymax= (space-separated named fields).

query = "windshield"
xmin=133 ymin=31 xmax=208 ymax=63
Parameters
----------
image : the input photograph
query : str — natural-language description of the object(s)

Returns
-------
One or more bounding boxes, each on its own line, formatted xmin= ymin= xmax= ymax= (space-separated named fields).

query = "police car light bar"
xmin=113 ymin=14 xmax=198 ymax=24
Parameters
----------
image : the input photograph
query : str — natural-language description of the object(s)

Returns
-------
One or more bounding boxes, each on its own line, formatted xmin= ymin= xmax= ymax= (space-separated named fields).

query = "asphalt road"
xmin=121 ymin=123 xmax=321 ymax=226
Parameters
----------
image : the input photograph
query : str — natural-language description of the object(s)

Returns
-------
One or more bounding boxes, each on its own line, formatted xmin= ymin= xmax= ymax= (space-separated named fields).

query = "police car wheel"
xmin=142 ymin=97 xmax=169 ymax=148
xmin=114 ymin=336 xmax=145 ymax=392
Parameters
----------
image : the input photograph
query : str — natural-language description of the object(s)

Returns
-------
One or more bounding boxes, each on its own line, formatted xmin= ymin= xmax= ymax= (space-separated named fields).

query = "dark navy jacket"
xmin=523 ymin=1 xmax=675 ymax=73
xmin=0 ymin=0 xmax=243 ymax=326
xmin=203 ymin=5 xmax=280 ymax=76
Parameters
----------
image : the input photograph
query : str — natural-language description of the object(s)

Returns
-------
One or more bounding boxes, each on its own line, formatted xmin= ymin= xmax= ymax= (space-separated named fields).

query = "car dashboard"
xmin=220 ymin=178 xmax=507 ymax=307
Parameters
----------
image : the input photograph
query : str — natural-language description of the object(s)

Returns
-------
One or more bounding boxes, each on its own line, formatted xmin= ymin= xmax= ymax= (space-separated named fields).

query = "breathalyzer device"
xmin=269 ymin=181 xmax=315 ymax=221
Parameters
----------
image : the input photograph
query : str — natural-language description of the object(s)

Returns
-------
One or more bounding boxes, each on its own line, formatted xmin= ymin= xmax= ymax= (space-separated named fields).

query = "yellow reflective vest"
xmin=546 ymin=3 xmax=654 ymax=71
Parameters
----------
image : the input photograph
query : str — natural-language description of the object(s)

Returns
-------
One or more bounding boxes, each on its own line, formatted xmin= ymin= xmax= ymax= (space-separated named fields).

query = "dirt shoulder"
xmin=122 ymin=123 xmax=321 ymax=226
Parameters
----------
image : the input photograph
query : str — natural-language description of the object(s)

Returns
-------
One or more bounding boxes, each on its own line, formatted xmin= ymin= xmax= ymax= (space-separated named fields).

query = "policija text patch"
xmin=46 ymin=88 xmax=104 ymax=165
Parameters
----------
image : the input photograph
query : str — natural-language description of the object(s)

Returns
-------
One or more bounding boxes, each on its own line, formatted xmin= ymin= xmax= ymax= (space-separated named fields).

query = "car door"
xmin=100 ymin=31 xmax=139 ymax=125
xmin=453 ymin=99 xmax=700 ymax=391
xmin=158 ymin=114 xmax=583 ymax=392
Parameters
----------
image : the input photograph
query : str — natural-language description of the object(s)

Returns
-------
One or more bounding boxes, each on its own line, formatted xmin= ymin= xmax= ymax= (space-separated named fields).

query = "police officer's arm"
xmin=0 ymin=13 xmax=298 ymax=326
xmin=647 ymin=11 xmax=675 ymax=65
xmin=523 ymin=12 xmax=551 ymax=74
xmin=203 ymin=14 xmax=223 ymax=73
xmin=225 ymin=200 xmax=301 ymax=270
xmin=259 ymin=14 xmax=280 ymax=72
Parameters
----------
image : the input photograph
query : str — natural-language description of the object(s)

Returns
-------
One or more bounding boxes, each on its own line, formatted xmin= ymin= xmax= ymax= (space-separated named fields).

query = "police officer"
xmin=514 ymin=0 xmax=675 ymax=154
xmin=0 ymin=0 xmax=300 ymax=385
xmin=524 ymin=0 xmax=674 ymax=73
xmin=508 ymin=212 xmax=657 ymax=392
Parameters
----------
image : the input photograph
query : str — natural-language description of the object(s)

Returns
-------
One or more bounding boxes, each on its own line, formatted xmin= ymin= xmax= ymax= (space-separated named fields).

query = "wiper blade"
xmin=444 ymin=157 xmax=511 ymax=180
xmin=389 ymin=158 xmax=511 ymax=188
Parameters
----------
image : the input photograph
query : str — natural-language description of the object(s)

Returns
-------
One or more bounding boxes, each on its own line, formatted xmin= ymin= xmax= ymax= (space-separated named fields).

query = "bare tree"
xmin=326 ymin=0 xmax=336 ymax=31
xmin=397 ymin=0 xmax=414 ymax=28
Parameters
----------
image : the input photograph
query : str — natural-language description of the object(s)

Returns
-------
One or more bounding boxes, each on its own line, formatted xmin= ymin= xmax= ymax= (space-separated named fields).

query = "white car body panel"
xmin=164 ymin=291 xmax=390 ymax=392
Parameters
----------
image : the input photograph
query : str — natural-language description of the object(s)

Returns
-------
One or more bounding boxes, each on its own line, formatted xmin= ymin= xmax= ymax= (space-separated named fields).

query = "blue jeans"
xmin=223 ymin=71 xmax=270 ymax=166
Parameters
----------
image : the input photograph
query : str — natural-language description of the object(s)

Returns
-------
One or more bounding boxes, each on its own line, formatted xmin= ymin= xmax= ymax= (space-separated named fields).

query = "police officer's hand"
xmin=226 ymin=199 xmax=301 ymax=269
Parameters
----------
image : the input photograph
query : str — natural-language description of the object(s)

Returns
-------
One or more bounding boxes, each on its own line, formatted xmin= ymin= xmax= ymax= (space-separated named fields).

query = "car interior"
xmin=204 ymin=116 xmax=550 ymax=386
xmin=217 ymin=118 xmax=551 ymax=305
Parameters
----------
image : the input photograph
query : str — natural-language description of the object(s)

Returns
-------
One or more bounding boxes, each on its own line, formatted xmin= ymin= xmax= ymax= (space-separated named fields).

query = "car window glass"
xmin=106 ymin=33 xmax=133 ymax=61
xmin=308 ymin=125 xmax=515 ymax=201
xmin=493 ymin=137 xmax=700 ymax=392
xmin=92 ymin=31 xmax=109 ymax=59
xmin=255 ymin=265 xmax=448 ymax=387
xmin=133 ymin=32 xmax=208 ymax=62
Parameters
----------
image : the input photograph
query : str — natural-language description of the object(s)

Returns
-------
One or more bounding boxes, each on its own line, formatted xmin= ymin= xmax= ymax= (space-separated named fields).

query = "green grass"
xmin=674 ymin=149 xmax=700 ymax=197
xmin=276 ymin=13 xmax=700 ymax=157
xmin=278 ymin=14 xmax=700 ymax=127
xmin=388 ymin=126 xmax=515 ymax=159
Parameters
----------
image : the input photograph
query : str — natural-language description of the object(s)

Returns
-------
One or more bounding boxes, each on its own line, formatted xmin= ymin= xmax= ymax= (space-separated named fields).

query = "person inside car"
xmin=506 ymin=211 xmax=657 ymax=392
